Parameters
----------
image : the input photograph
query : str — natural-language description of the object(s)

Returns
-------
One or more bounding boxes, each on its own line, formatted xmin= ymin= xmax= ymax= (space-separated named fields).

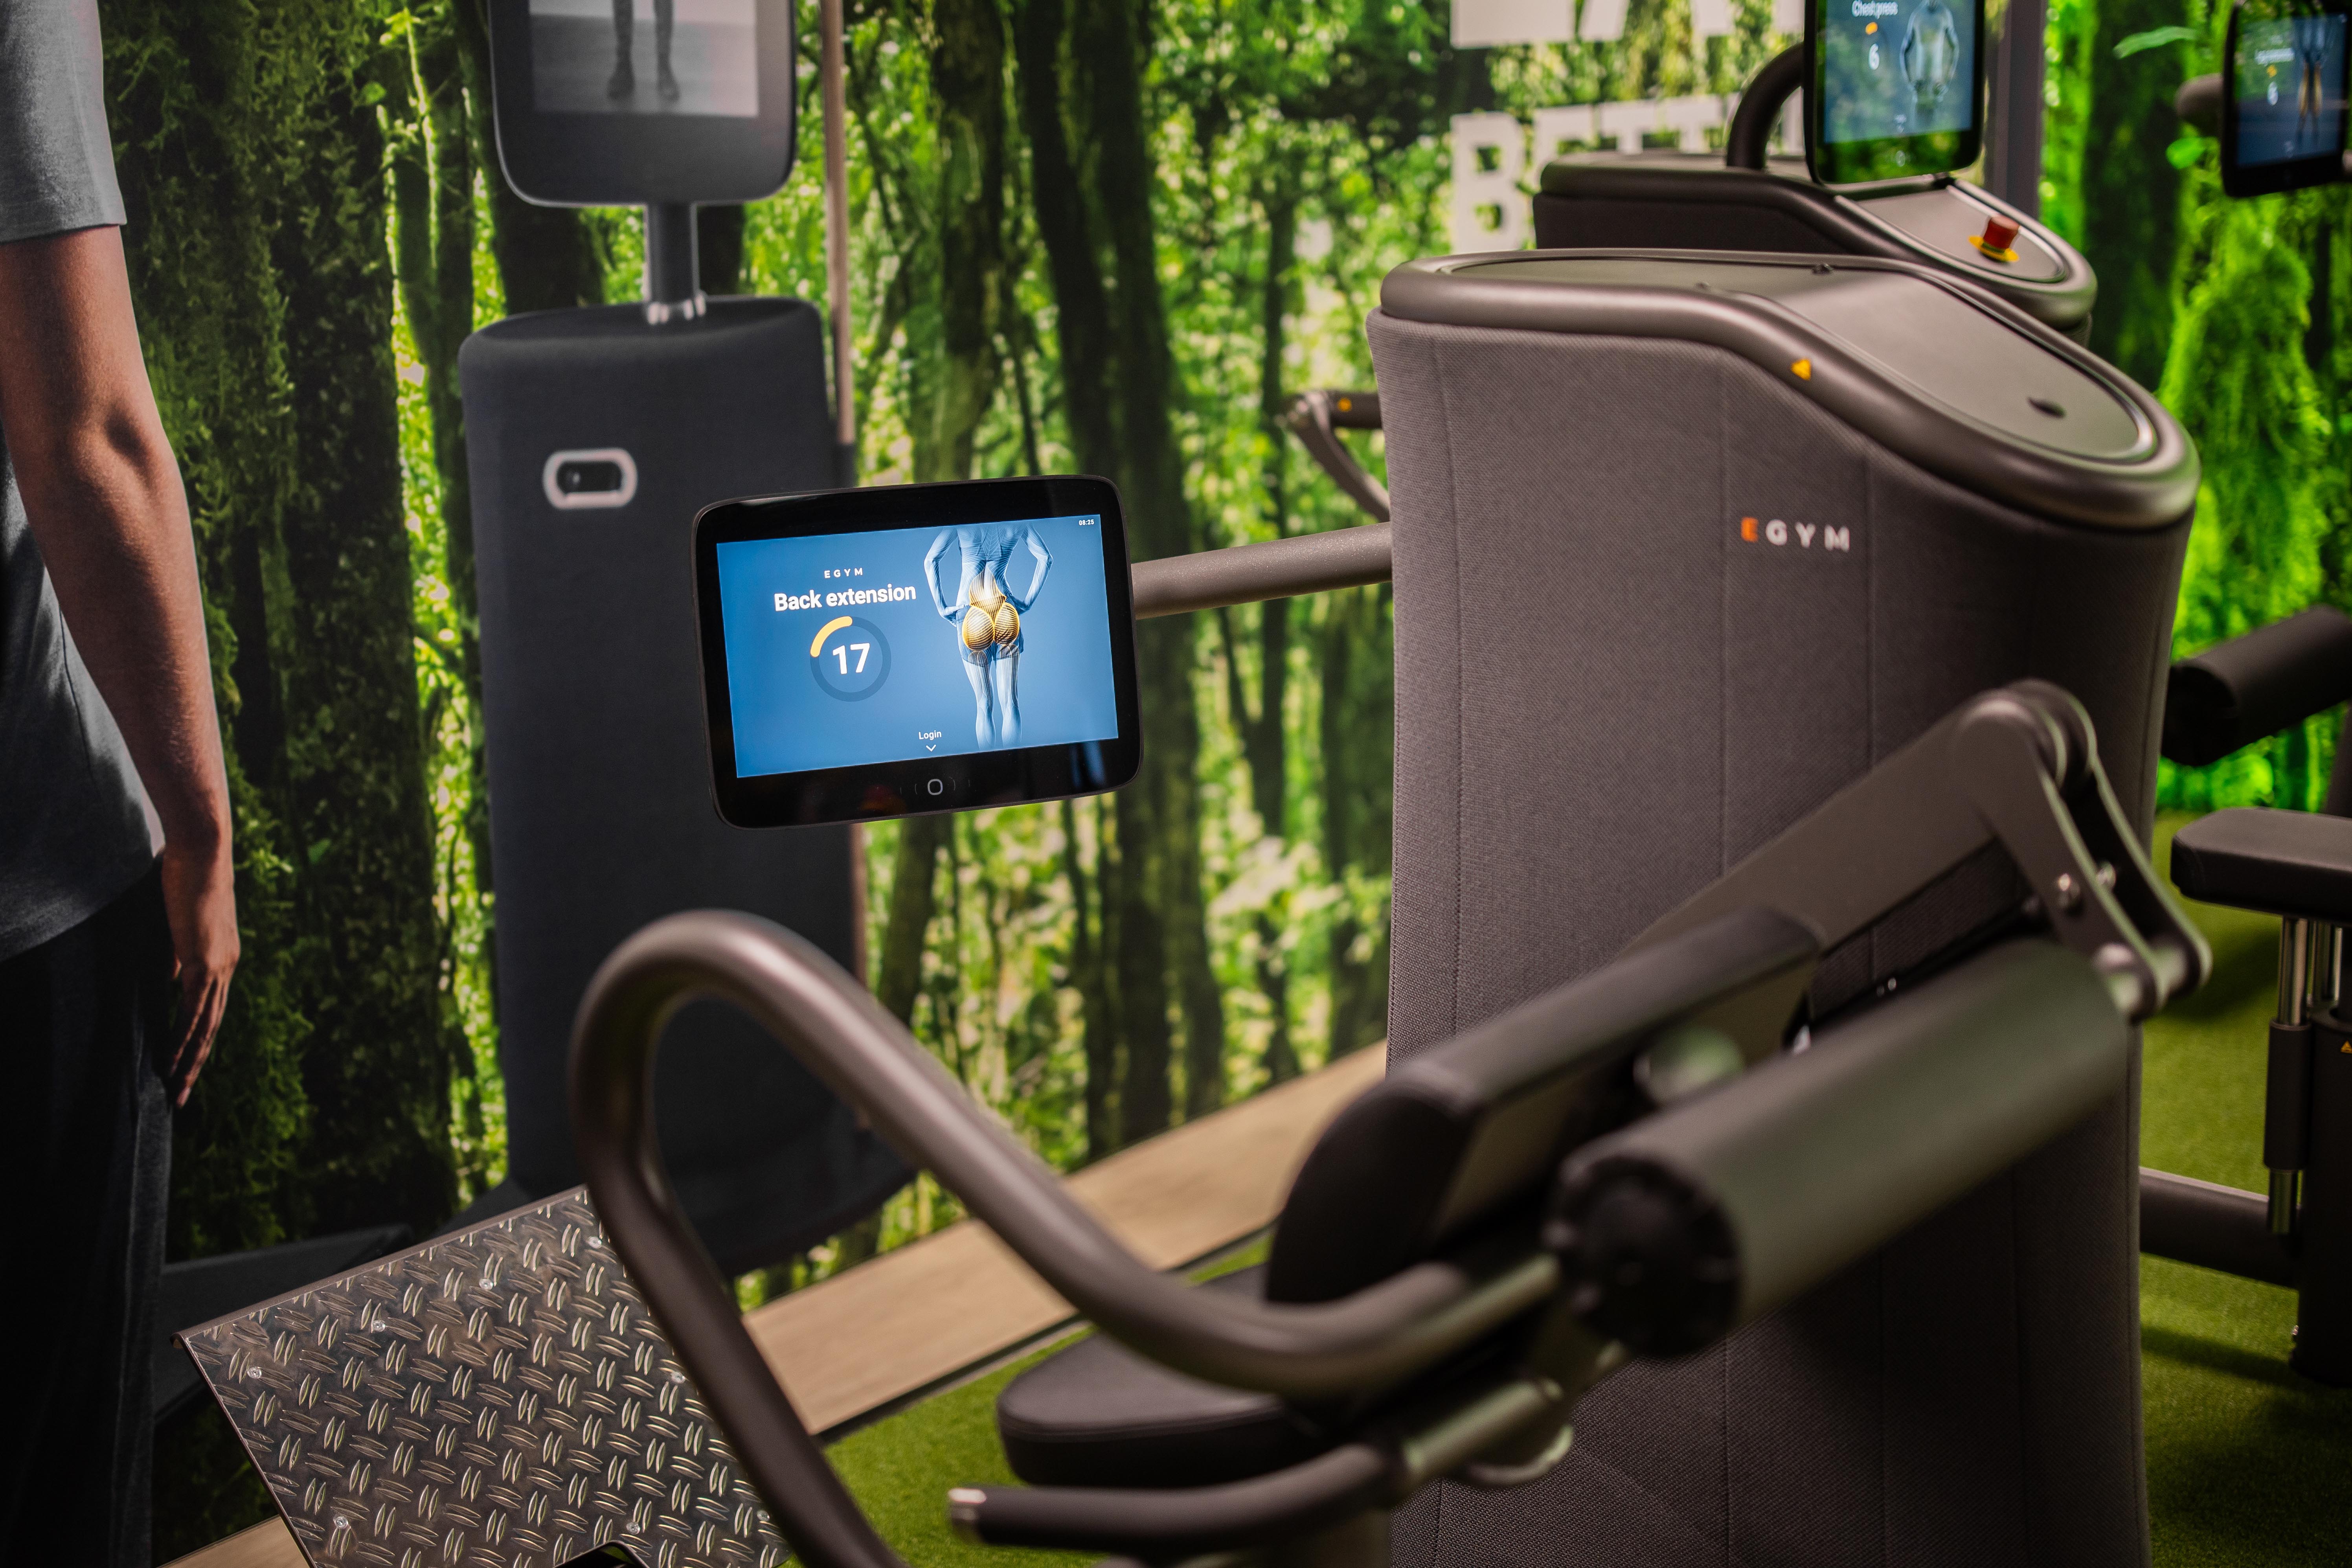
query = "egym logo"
xmin=1740 ymin=515 xmax=1852 ymax=552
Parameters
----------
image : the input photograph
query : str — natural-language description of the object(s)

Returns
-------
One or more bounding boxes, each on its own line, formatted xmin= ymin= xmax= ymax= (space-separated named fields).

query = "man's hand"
xmin=159 ymin=841 xmax=237 ymax=1105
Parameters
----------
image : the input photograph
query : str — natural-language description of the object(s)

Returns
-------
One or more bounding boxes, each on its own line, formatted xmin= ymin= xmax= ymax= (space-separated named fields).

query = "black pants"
xmin=0 ymin=867 xmax=172 ymax=1568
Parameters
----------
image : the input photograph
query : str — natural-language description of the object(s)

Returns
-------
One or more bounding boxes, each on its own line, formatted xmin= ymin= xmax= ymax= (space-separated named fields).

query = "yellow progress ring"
xmin=809 ymin=615 xmax=853 ymax=657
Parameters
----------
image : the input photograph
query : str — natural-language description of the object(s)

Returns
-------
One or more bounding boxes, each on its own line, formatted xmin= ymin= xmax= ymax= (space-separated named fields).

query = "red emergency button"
xmin=1970 ymin=215 xmax=2021 ymax=263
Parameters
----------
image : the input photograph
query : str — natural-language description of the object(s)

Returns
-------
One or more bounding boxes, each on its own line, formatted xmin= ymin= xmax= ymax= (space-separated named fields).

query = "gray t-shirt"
xmin=0 ymin=0 xmax=156 ymax=960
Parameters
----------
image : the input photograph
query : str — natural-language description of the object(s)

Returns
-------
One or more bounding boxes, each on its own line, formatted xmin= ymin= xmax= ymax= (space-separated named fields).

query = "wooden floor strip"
xmin=165 ymin=1046 xmax=1384 ymax=1568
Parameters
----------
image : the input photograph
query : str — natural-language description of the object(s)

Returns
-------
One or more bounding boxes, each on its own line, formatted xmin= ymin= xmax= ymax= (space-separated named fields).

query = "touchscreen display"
xmin=2233 ymin=14 xmax=2348 ymax=166
xmin=528 ymin=0 xmax=759 ymax=117
xmin=695 ymin=477 xmax=1140 ymax=827
xmin=488 ymin=0 xmax=795 ymax=205
xmin=715 ymin=515 xmax=1119 ymax=776
xmin=1809 ymin=0 xmax=1984 ymax=184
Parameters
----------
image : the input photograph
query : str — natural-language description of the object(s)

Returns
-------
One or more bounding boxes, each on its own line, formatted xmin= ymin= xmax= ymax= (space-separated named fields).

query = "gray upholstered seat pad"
xmin=994 ymin=1267 xmax=1331 ymax=1489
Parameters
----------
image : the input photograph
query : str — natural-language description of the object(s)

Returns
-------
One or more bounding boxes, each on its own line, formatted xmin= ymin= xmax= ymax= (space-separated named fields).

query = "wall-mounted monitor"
xmin=486 ymin=0 xmax=797 ymax=206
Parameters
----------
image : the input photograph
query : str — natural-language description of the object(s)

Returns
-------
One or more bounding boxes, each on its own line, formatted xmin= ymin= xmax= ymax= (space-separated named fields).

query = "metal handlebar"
xmin=1286 ymin=389 xmax=1391 ymax=523
xmin=570 ymin=915 xmax=1573 ymax=1568
xmin=1132 ymin=520 xmax=1392 ymax=618
xmin=1726 ymin=46 xmax=1806 ymax=171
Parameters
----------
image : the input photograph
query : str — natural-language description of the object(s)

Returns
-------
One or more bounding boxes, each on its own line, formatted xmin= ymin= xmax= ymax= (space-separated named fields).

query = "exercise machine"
xmin=178 ymin=228 xmax=2200 ymax=1555
xmin=1287 ymin=31 xmax=2097 ymax=527
xmin=1533 ymin=45 xmax=2095 ymax=340
xmin=567 ymin=680 xmax=2208 ymax=1568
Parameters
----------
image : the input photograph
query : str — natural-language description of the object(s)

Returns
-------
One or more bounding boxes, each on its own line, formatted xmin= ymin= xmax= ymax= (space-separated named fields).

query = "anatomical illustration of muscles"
xmin=924 ymin=523 xmax=1053 ymax=748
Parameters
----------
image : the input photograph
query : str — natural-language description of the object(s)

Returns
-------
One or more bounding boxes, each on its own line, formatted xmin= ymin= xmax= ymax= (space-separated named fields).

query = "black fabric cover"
xmin=1370 ymin=311 xmax=2189 ymax=1568
xmin=460 ymin=299 xmax=907 ymax=1276
xmin=996 ymin=1267 xmax=1331 ymax=1488
xmin=2162 ymin=606 xmax=2352 ymax=767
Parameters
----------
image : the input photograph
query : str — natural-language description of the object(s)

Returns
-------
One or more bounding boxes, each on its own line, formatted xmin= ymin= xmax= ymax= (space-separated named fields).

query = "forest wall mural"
xmin=95 ymin=0 xmax=2345 ymax=1550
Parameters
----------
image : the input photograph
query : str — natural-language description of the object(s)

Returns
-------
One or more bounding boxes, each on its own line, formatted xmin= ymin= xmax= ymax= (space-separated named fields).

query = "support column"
xmin=1984 ymin=0 xmax=2047 ymax=216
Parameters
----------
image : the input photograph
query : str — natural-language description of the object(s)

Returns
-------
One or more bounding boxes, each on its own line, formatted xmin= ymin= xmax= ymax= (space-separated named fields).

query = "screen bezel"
xmin=1806 ymin=0 xmax=1987 ymax=185
xmin=694 ymin=476 xmax=1143 ymax=829
xmin=2222 ymin=0 xmax=2352 ymax=197
xmin=486 ymin=0 xmax=797 ymax=207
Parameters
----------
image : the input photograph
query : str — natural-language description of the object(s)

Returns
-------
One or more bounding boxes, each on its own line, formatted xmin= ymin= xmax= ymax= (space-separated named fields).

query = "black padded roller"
xmin=2163 ymin=607 xmax=2352 ymax=767
xmin=1548 ymin=941 xmax=2131 ymax=1353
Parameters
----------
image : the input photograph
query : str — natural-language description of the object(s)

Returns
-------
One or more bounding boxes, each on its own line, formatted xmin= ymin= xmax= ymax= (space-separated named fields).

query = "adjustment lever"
xmin=1630 ymin=682 xmax=2210 ymax=1020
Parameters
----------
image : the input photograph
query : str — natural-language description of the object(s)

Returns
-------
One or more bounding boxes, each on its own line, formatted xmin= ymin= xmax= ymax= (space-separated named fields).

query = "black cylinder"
xmin=1550 ymin=942 xmax=2130 ymax=1351
xmin=2267 ymin=1020 xmax=2316 ymax=1172
xmin=2294 ymin=1011 xmax=2352 ymax=1384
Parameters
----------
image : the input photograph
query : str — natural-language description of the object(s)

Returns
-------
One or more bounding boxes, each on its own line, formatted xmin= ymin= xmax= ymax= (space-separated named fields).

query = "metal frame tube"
xmin=2271 ymin=917 xmax=2316 ymax=1235
xmin=2280 ymin=917 xmax=2314 ymax=1026
xmin=1131 ymin=524 xmax=1391 ymax=620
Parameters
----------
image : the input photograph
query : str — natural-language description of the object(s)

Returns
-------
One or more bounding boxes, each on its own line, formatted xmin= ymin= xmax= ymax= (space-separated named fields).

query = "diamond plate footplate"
xmin=180 ymin=1188 xmax=790 ymax=1568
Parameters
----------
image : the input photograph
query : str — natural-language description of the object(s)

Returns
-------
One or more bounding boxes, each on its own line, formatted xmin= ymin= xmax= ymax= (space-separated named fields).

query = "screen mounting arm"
xmin=1629 ymin=681 xmax=2211 ymax=1020
xmin=1727 ymin=45 xmax=1807 ymax=170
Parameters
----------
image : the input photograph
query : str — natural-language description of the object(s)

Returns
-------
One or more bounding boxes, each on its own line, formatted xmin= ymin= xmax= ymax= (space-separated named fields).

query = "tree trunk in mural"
xmin=876 ymin=816 xmax=946 ymax=1022
xmin=271 ymin=28 xmax=455 ymax=1241
xmin=110 ymin=1 xmax=451 ymax=1551
xmin=109 ymin=0 xmax=452 ymax=1252
xmin=2080 ymin=0 xmax=2188 ymax=389
xmin=391 ymin=14 xmax=497 ymax=1127
xmin=1016 ymin=0 xmax=1225 ymax=1137
xmin=453 ymin=0 xmax=608 ymax=314
xmin=1220 ymin=183 xmax=1299 ymax=1085
xmin=1321 ymin=584 xmax=1393 ymax=1054
xmin=698 ymin=204 xmax=747 ymax=295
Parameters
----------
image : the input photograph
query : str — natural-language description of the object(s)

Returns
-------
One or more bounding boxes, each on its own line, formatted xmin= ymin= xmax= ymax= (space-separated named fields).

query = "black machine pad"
xmin=995 ymin=1268 xmax=1331 ymax=1489
xmin=2171 ymin=806 xmax=2352 ymax=922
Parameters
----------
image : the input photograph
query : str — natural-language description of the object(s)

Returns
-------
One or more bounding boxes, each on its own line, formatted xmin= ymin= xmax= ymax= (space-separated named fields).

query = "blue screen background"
xmin=716 ymin=514 xmax=1119 ymax=777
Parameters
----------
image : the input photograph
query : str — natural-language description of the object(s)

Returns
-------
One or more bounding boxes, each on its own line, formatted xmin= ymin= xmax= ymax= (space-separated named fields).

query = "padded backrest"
xmin=1264 ymin=908 xmax=1814 ymax=1303
xmin=1371 ymin=307 xmax=2189 ymax=1568
xmin=461 ymin=299 xmax=905 ymax=1274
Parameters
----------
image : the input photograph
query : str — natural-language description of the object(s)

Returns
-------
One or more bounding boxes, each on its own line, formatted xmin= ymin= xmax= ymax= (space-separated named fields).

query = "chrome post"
xmin=2280 ymin=917 xmax=2314 ymax=1027
xmin=2273 ymin=917 xmax=2316 ymax=1237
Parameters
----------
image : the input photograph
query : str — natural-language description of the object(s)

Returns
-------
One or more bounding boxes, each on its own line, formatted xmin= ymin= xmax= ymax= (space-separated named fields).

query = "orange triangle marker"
xmin=1790 ymin=358 xmax=1812 ymax=381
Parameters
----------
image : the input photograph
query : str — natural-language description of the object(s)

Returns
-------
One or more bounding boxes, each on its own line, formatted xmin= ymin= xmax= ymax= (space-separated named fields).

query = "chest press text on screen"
xmin=1740 ymin=516 xmax=1853 ymax=551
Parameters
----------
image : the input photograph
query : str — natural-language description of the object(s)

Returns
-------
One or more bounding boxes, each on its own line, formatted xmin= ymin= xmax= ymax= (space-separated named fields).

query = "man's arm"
xmin=0 ymin=224 xmax=236 ymax=1104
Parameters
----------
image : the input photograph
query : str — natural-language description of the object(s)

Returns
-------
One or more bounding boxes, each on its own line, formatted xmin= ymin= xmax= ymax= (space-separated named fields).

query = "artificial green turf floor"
xmin=828 ymin=820 xmax=2352 ymax=1565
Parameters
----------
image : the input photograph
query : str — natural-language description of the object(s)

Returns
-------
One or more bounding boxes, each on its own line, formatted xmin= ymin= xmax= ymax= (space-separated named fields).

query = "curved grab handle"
xmin=1287 ymin=389 xmax=1391 ymax=522
xmin=568 ymin=916 xmax=1560 ymax=1562
xmin=1726 ymin=45 xmax=1806 ymax=171
xmin=573 ymin=914 xmax=1550 ymax=1402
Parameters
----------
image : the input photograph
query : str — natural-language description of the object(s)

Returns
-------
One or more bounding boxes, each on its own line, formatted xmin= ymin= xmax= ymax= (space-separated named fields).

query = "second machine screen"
xmin=1821 ymin=0 xmax=1977 ymax=148
xmin=716 ymin=513 xmax=1121 ymax=778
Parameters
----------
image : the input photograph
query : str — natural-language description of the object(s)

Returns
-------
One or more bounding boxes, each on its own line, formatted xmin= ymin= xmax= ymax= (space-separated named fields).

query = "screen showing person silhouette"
xmin=712 ymin=512 xmax=1119 ymax=778
xmin=2233 ymin=12 xmax=2350 ymax=167
xmin=527 ymin=0 xmax=759 ymax=117
xmin=924 ymin=523 xmax=1051 ymax=750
